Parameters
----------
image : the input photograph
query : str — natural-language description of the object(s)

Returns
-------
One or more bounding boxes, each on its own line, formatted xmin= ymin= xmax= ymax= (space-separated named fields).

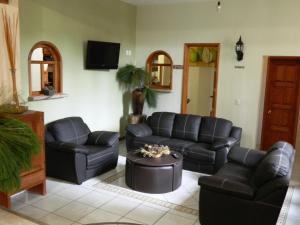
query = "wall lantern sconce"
xmin=235 ymin=36 xmax=244 ymax=61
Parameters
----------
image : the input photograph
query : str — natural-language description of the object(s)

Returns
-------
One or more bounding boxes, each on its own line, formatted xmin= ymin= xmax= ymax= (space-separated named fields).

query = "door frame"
xmin=261 ymin=56 xmax=300 ymax=149
xmin=181 ymin=43 xmax=220 ymax=116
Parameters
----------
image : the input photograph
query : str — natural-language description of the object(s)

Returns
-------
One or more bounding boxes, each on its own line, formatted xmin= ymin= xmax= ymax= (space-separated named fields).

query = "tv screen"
xmin=86 ymin=40 xmax=120 ymax=70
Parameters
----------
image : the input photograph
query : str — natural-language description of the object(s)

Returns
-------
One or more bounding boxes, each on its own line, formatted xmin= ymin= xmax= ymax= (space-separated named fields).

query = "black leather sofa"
xmin=198 ymin=141 xmax=295 ymax=225
xmin=45 ymin=117 xmax=119 ymax=184
xmin=126 ymin=112 xmax=242 ymax=174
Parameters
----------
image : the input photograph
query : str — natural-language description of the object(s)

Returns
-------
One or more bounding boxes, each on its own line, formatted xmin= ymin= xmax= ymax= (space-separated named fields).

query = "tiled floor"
xmin=10 ymin=141 xmax=299 ymax=225
xmin=10 ymin=153 xmax=201 ymax=225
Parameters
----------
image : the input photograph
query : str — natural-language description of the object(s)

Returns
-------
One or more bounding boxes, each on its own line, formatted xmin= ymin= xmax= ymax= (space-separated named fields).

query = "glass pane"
xmin=161 ymin=66 xmax=171 ymax=86
xmin=151 ymin=66 xmax=160 ymax=84
xmin=43 ymin=64 xmax=55 ymax=88
xmin=31 ymin=48 xmax=43 ymax=61
xmin=158 ymin=54 xmax=171 ymax=64
xmin=31 ymin=64 xmax=41 ymax=91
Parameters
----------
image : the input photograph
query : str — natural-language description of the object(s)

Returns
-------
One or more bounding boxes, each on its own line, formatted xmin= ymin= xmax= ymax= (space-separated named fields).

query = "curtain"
xmin=0 ymin=4 xmax=20 ymax=105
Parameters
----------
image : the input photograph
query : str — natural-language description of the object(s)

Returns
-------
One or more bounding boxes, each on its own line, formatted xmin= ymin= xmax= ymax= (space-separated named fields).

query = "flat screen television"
xmin=86 ymin=40 xmax=120 ymax=70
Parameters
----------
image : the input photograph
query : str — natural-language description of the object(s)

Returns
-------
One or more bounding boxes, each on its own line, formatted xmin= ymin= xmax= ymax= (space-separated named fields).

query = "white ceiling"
xmin=121 ymin=0 xmax=214 ymax=5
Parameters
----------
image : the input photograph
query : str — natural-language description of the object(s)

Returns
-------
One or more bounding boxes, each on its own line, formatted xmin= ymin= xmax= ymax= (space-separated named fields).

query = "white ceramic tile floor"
xmin=79 ymin=208 xmax=121 ymax=224
xmin=54 ymin=201 xmax=95 ymax=221
xmin=125 ymin=204 xmax=166 ymax=225
xmin=32 ymin=195 xmax=72 ymax=212
xmin=15 ymin=205 xmax=49 ymax=220
xmin=154 ymin=213 xmax=196 ymax=225
xmin=39 ymin=213 xmax=74 ymax=225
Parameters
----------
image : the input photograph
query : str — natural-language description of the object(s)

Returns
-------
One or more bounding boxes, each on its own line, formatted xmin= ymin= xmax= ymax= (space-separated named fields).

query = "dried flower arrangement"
xmin=0 ymin=9 xmax=27 ymax=113
xmin=139 ymin=144 xmax=171 ymax=158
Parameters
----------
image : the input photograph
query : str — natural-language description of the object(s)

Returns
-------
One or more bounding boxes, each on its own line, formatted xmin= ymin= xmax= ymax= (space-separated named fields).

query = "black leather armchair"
xmin=198 ymin=141 xmax=295 ymax=225
xmin=45 ymin=117 xmax=119 ymax=184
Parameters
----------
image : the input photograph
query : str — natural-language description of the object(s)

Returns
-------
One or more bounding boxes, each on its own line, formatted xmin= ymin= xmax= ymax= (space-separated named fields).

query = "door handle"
xmin=268 ymin=110 xmax=272 ymax=114
xmin=187 ymin=98 xmax=191 ymax=104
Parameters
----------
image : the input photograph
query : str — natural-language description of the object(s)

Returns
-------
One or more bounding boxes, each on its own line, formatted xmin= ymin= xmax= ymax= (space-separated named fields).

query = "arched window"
xmin=28 ymin=41 xmax=62 ymax=97
xmin=146 ymin=50 xmax=173 ymax=91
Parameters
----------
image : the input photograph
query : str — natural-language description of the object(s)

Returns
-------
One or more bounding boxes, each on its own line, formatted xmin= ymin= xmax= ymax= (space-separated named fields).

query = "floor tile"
xmin=54 ymin=201 xmax=95 ymax=221
xmin=40 ymin=213 xmax=74 ymax=225
xmin=168 ymin=208 xmax=198 ymax=221
xmin=125 ymin=204 xmax=166 ymax=225
xmin=56 ymin=185 xmax=92 ymax=200
xmin=0 ymin=208 xmax=9 ymax=217
xmin=154 ymin=213 xmax=195 ymax=225
xmin=118 ymin=217 xmax=145 ymax=224
xmin=32 ymin=194 xmax=71 ymax=212
xmin=76 ymin=190 xmax=115 ymax=207
xmin=16 ymin=205 xmax=49 ymax=220
xmin=100 ymin=196 xmax=141 ymax=216
xmin=79 ymin=208 xmax=121 ymax=224
xmin=142 ymin=202 xmax=169 ymax=212
xmin=1 ymin=213 xmax=38 ymax=225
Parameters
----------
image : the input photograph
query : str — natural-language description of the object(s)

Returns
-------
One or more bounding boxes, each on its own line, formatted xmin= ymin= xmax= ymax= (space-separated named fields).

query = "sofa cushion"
xmin=149 ymin=112 xmax=176 ymax=138
xmin=228 ymin=146 xmax=266 ymax=168
xmin=48 ymin=117 xmax=91 ymax=145
xmin=268 ymin=141 xmax=294 ymax=159
xmin=133 ymin=136 xmax=170 ymax=147
xmin=160 ymin=138 xmax=195 ymax=153
xmin=185 ymin=143 xmax=215 ymax=163
xmin=172 ymin=114 xmax=201 ymax=141
xmin=199 ymin=117 xmax=233 ymax=144
xmin=85 ymin=145 xmax=114 ymax=169
xmin=127 ymin=123 xmax=152 ymax=137
xmin=252 ymin=149 xmax=290 ymax=187
xmin=216 ymin=163 xmax=254 ymax=184
xmin=87 ymin=131 xmax=119 ymax=146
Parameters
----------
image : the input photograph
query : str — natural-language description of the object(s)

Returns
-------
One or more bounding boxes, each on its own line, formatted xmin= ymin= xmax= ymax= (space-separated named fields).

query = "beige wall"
xmin=19 ymin=0 xmax=136 ymax=134
xmin=136 ymin=0 xmax=300 ymax=148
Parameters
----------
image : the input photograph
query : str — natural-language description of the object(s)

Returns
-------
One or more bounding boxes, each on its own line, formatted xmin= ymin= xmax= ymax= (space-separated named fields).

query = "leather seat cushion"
xmin=86 ymin=145 xmax=114 ymax=168
xmin=160 ymin=138 xmax=195 ymax=153
xmin=149 ymin=112 xmax=176 ymax=138
xmin=172 ymin=114 xmax=202 ymax=142
xmin=216 ymin=163 xmax=253 ymax=184
xmin=185 ymin=143 xmax=215 ymax=163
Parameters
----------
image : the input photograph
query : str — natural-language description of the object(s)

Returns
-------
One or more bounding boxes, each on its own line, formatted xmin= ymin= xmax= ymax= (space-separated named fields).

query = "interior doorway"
xmin=181 ymin=43 xmax=220 ymax=116
xmin=261 ymin=56 xmax=300 ymax=150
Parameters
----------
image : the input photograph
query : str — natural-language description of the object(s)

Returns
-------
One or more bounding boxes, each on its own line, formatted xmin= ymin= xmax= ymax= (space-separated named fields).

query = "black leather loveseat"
xmin=126 ymin=112 xmax=242 ymax=174
xmin=45 ymin=117 xmax=119 ymax=184
xmin=198 ymin=141 xmax=295 ymax=225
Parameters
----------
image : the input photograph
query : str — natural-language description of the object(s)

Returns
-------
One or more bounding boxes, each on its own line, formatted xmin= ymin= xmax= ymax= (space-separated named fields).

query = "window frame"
xmin=28 ymin=41 xmax=62 ymax=97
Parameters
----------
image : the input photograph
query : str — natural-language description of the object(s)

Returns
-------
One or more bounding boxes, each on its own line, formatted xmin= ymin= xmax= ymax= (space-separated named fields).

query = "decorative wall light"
xmin=235 ymin=36 xmax=244 ymax=61
xmin=216 ymin=1 xmax=221 ymax=13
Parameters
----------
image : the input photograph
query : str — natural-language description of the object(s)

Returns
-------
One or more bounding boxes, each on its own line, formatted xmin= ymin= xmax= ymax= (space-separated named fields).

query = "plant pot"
xmin=132 ymin=88 xmax=145 ymax=115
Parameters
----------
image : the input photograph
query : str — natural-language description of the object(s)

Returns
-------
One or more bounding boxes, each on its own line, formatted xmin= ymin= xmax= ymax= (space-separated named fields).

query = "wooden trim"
xmin=28 ymin=41 xmax=62 ymax=97
xmin=261 ymin=56 xmax=300 ymax=149
xmin=0 ymin=0 xmax=9 ymax=4
xmin=181 ymin=43 xmax=220 ymax=116
xmin=146 ymin=50 xmax=173 ymax=91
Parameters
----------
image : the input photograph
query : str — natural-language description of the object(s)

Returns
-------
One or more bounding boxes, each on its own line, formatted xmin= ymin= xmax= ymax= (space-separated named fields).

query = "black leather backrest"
xmin=172 ymin=114 xmax=201 ymax=141
xmin=149 ymin=112 xmax=176 ymax=137
xmin=198 ymin=117 xmax=233 ymax=144
xmin=252 ymin=143 xmax=294 ymax=187
xmin=47 ymin=117 xmax=91 ymax=145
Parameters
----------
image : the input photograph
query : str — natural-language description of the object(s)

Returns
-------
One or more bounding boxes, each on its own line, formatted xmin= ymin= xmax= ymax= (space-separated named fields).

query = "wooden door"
xmin=261 ymin=57 xmax=300 ymax=150
xmin=181 ymin=43 xmax=220 ymax=116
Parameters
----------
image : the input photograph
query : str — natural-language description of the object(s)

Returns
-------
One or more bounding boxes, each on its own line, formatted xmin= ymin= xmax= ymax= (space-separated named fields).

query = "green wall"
xmin=19 ymin=0 xmax=136 ymax=133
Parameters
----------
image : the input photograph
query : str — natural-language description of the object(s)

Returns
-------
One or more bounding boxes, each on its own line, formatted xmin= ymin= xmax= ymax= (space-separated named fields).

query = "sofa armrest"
xmin=87 ymin=131 xmax=119 ymax=146
xmin=198 ymin=176 xmax=255 ymax=200
xmin=46 ymin=142 xmax=89 ymax=154
xmin=211 ymin=137 xmax=237 ymax=151
xmin=126 ymin=123 xmax=152 ymax=137
xmin=230 ymin=126 xmax=242 ymax=143
xmin=228 ymin=146 xmax=266 ymax=168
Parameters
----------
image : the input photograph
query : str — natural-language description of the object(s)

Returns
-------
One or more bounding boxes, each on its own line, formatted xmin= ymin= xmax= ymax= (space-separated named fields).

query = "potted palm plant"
xmin=0 ymin=116 xmax=40 ymax=192
xmin=117 ymin=64 xmax=157 ymax=115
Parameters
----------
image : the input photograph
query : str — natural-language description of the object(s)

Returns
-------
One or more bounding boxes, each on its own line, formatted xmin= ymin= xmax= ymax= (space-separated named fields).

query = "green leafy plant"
xmin=117 ymin=64 xmax=157 ymax=108
xmin=0 ymin=117 xmax=40 ymax=192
